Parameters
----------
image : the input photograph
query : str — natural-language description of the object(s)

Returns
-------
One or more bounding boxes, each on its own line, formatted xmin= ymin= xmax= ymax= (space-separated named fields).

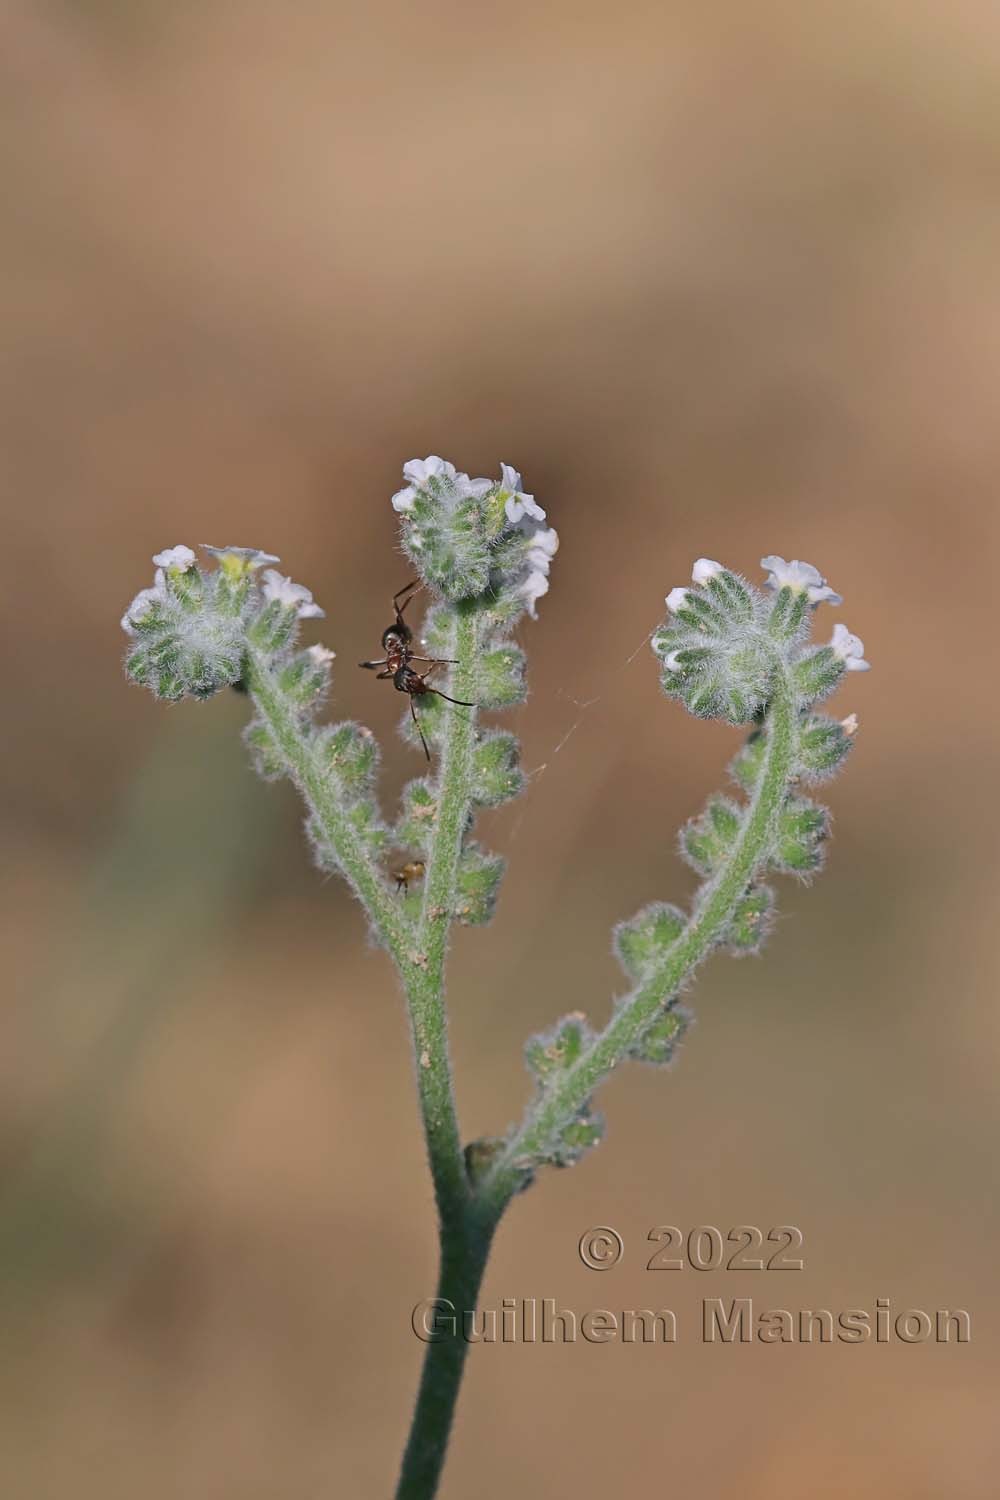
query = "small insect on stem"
xmin=358 ymin=579 xmax=475 ymax=760
xmin=393 ymin=859 xmax=426 ymax=894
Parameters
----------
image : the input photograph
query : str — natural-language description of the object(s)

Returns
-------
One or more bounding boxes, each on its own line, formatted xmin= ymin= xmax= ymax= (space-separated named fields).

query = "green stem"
xmin=401 ymin=604 xmax=482 ymax=1232
xmin=244 ymin=648 xmax=417 ymax=973
xmin=472 ymin=668 xmax=798 ymax=1223
xmin=394 ymin=1221 xmax=495 ymax=1500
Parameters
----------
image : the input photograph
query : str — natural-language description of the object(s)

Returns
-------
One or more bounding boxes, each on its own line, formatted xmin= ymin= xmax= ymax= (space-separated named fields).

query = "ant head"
xmin=382 ymin=622 xmax=412 ymax=650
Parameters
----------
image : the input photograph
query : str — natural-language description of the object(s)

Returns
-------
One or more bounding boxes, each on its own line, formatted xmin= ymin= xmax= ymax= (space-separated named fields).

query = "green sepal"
xmin=765 ymin=585 xmax=810 ymax=643
xmin=792 ymin=646 xmax=843 ymax=706
xmin=395 ymin=778 xmax=438 ymax=855
xmin=277 ymin=653 xmax=330 ymax=711
xmin=542 ymin=1107 xmax=605 ymax=1169
xmin=729 ymin=727 xmax=767 ymax=793
xmin=471 ymin=732 xmax=524 ymax=806
xmin=796 ymin=713 xmax=854 ymax=781
xmin=524 ymin=1011 xmax=594 ymax=1086
xmin=627 ymin=1004 xmax=690 ymax=1065
xmin=680 ymin=796 xmax=743 ymax=876
xmin=243 ymin=718 xmax=286 ymax=781
xmin=704 ymin=569 xmax=755 ymax=622
xmin=314 ymin=722 xmax=379 ymax=800
xmin=773 ymin=796 xmax=829 ymax=876
xmin=477 ymin=642 xmax=527 ymax=709
xmin=725 ymin=884 xmax=774 ymax=954
xmin=454 ymin=844 xmax=505 ymax=925
xmin=344 ymin=798 xmax=391 ymax=860
xmin=247 ymin=599 xmax=299 ymax=654
xmin=613 ymin=902 xmax=686 ymax=981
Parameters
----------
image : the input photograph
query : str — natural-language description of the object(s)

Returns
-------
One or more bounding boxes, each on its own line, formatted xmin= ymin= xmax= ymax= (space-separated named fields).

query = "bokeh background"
xmin=3 ymin=1 xmax=999 ymax=1495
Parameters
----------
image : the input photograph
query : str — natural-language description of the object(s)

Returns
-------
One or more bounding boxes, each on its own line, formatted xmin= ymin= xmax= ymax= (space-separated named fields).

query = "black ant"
xmin=359 ymin=579 xmax=475 ymax=760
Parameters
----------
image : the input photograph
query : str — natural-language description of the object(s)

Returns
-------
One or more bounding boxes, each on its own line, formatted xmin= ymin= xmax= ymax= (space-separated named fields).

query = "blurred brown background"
xmin=2 ymin=1 xmax=998 ymax=1495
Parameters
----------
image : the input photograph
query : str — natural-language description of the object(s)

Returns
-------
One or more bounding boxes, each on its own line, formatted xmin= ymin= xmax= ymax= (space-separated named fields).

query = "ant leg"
xmin=416 ymin=661 xmax=476 ymax=708
xmin=407 ymin=655 xmax=459 ymax=665
xmin=429 ymin=688 xmax=476 ymax=707
xmin=359 ymin=658 xmax=389 ymax=670
xmin=393 ymin=579 xmax=423 ymax=621
xmin=409 ymin=694 xmax=431 ymax=761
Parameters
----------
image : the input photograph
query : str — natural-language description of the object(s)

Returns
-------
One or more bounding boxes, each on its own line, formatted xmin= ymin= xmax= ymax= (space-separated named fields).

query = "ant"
xmin=359 ymin=579 xmax=475 ymax=760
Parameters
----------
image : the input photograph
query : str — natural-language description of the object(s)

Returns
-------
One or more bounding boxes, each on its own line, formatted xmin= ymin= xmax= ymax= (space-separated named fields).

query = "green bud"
xmin=247 ymin=599 xmax=299 ymax=654
xmin=613 ymin=902 xmax=686 ymax=981
xmin=627 ymin=1004 xmax=690 ymax=1065
xmin=315 ymin=722 xmax=379 ymax=800
xmin=471 ymin=732 xmax=524 ymax=806
xmin=680 ymin=796 xmax=743 ymax=876
xmin=525 ymin=1012 xmax=594 ymax=1085
xmin=765 ymin=585 xmax=810 ymax=643
xmin=477 ymin=643 xmax=527 ymax=709
xmin=725 ymin=884 xmax=774 ymax=954
xmin=796 ymin=713 xmax=855 ymax=780
xmin=244 ymin=719 xmax=286 ymax=781
xmin=454 ymin=844 xmax=505 ymax=925
xmin=792 ymin=645 xmax=844 ymax=706
xmin=545 ymin=1107 xmax=605 ymax=1168
xmin=396 ymin=778 xmax=438 ymax=855
xmin=773 ymin=796 xmax=829 ymax=877
xmin=729 ymin=726 xmax=768 ymax=793
xmin=344 ymin=798 xmax=390 ymax=860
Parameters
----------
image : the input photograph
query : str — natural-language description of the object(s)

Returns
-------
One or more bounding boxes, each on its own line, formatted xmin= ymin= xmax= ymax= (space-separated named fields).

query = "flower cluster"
xmin=121 ymin=545 xmax=328 ymax=701
xmin=653 ymin=553 xmax=869 ymax=724
xmin=392 ymin=455 xmax=558 ymax=617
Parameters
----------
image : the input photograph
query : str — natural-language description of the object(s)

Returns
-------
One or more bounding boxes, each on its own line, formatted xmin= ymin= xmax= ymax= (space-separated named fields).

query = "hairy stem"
xmin=394 ymin=1221 xmax=495 ymax=1500
xmin=472 ymin=667 xmax=798 ymax=1223
xmin=392 ymin=605 xmax=489 ymax=1497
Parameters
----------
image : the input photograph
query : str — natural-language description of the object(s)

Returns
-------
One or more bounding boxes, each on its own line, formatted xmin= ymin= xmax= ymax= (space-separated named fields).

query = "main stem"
xmin=395 ymin=604 xmax=488 ymax=1499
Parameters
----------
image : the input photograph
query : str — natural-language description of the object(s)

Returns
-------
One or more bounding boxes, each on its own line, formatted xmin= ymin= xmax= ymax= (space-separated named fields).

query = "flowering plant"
xmin=120 ymin=461 xmax=868 ymax=1499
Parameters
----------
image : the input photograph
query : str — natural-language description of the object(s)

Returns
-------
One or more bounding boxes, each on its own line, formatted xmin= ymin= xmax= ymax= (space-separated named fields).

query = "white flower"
xmin=499 ymin=463 xmax=546 ymax=525
xmin=203 ymin=545 xmax=280 ymax=569
xmin=840 ymin=712 xmax=859 ymax=737
xmin=521 ymin=569 xmax=551 ymax=617
xmin=666 ymin=587 xmax=690 ymax=613
xmin=121 ymin=569 xmax=167 ymax=635
xmin=760 ymin=555 xmax=843 ymax=607
xmin=518 ymin=522 xmax=559 ymax=618
xmin=691 ymin=558 xmax=724 ymax=586
xmin=261 ymin=569 xmax=325 ymax=619
xmin=391 ymin=455 xmax=492 ymax=513
xmin=306 ymin=643 xmax=335 ymax=667
xmin=152 ymin=544 xmax=197 ymax=572
xmin=830 ymin=623 xmax=870 ymax=672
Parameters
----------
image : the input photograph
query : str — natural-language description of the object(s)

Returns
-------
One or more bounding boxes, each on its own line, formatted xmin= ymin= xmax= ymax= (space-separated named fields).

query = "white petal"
xmin=500 ymin=462 xmax=522 ymax=492
xmin=666 ymin=587 xmax=690 ymax=613
xmin=806 ymin=583 xmax=844 ymax=607
xmin=202 ymin=545 xmax=280 ymax=568
xmin=830 ymin=622 xmax=869 ymax=669
xmin=152 ymin=544 xmax=197 ymax=571
xmin=691 ymin=557 xmax=724 ymax=586
xmin=521 ymin=569 xmax=550 ymax=618
xmin=262 ymin=569 xmax=325 ymax=618
xmin=402 ymin=455 xmax=455 ymax=487
xmin=391 ymin=486 xmax=417 ymax=513
xmin=664 ymin=650 xmax=685 ymax=671
xmin=307 ymin=644 xmax=336 ymax=666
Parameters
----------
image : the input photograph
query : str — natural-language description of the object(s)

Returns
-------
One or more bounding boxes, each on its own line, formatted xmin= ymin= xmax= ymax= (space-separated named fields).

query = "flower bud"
xmin=613 ymin=902 xmax=686 ymax=981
